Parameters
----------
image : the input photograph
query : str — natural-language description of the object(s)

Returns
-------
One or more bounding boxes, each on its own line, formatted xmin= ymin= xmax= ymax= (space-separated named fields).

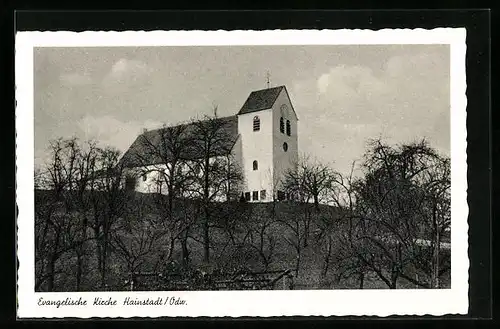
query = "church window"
xmin=280 ymin=117 xmax=285 ymax=133
xmin=286 ymin=120 xmax=291 ymax=136
xmin=260 ymin=190 xmax=267 ymax=200
xmin=283 ymin=142 xmax=288 ymax=152
xmin=245 ymin=192 xmax=251 ymax=201
xmin=252 ymin=191 xmax=259 ymax=201
xmin=253 ymin=160 xmax=258 ymax=171
xmin=142 ymin=173 xmax=147 ymax=182
xmin=253 ymin=116 xmax=260 ymax=131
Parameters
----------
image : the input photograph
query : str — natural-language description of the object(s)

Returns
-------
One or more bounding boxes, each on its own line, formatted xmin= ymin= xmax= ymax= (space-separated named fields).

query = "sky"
xmin=34 ymin=45 xmax=450 ymax=176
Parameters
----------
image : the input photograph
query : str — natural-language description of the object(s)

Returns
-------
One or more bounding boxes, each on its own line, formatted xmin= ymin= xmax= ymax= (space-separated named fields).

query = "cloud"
xmin=59 ymin=72 xmax=93 ymax=86
xmin=102 ymin=58 xmax=153 ymax=90
xmin=78 ymin=115 xmax=163 ymax=153
xmin=293 ymin=50 xmax=450 ymax=174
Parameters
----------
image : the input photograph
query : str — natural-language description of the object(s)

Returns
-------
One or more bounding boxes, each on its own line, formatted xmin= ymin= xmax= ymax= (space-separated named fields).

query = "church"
xmin=119 ymin=85 xmax=299 ymax=203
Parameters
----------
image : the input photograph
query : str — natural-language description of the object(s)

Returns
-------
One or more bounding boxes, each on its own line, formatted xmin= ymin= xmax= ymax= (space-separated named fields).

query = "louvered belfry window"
xmin=280 ymin=117 xmax=285 ymax=133
xmin=253 ymin=116 xmax=260 ymax=131
xmin=286 ymin=120 xmax=291 ymax=136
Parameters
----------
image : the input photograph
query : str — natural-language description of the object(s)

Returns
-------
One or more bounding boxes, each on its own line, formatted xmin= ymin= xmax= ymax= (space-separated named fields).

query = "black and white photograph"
xmin=16 ymin=29 xmax=468 ymax=317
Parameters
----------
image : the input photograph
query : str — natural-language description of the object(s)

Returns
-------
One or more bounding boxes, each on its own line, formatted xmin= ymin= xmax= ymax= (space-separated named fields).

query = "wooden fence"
xmin=126 ymin=269 xmax=294 ymax=291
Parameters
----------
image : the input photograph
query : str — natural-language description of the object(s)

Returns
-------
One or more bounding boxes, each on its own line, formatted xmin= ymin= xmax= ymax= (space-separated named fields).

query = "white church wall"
xmin=272 ymin=89 xmax=299 ymax=197
xmin=237 ymin=108 xmax=274 ymax=202
xmin=125 ymin=165 xmax=165 ymax=194
xmin=229 ymin=136 xmax=244 ymax=198
xmin=126 ymin=154 xmax=239 ymax=202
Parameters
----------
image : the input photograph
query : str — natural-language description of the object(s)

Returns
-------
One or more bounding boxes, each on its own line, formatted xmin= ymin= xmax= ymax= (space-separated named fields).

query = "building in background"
xmin=120 ymin=85 xmax=299 ymax=202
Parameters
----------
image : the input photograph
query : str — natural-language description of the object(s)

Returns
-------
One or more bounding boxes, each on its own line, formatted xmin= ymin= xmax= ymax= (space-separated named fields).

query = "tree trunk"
xmin=76 ymin=251 xmax=83 ymax=291
xmin=181 ymin=229 xmax=189 ymax=267
xmin=295 ymin=248 xmax=301 ymax=277
xmin=390 ymin=269 xmax=398 ymax=289
xmin=432 ymin=203 xmax=440 ymax=288
xmin=167 ymin=236 xmax=175 ymax=260
xmin=76 ymin=215 xmax=88 ymax=291
xmin=47 ymin=256 xmax=56 ymax=292
xmin=303 ymin=207 xmax=309 ymax=248
xmin=203 ymin=155 xmax=210 ymax=263
xmin=434 ymin=228 xmax=440 ymax=288
xmin=313 ymin=194 xmax=319 ymax=211
xmin=358 ymin=271 xmax=365 ymax=289
xmin=203 ymin=205 xmax=210 ymax=263
xmin=94 ymin=226 xmax=103 ymax=279
xmin=101 ymin=233 xmax=108 ymax=288
xmin=321 ymin=236 xmax=332 ymax=277
xmin=46 ymin=229 xmax=61 ymax=292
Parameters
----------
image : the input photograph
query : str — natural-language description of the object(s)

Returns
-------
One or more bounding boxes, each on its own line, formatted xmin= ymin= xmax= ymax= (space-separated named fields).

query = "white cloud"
xmin=100 ymin=58 xmax=155 ymax=96
xmin=59 ymin=72 xmax=92 ymax=86
xmin=112 ymin=58 xmax=150 ymax=76
xmin=317 ymin=73 xmax=330 ymax=94
xmin=293 ymin=51 xmax=449 ymax=175
xmin=78 ymin=115 xmax=163 ymax=153
xmin=102 ymin=58 xmax=153 ymax=86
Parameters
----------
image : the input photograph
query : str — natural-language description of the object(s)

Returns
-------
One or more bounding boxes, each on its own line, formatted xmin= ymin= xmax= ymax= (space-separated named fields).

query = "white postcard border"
xmin=16 ymin=28 xmax=468 ymax=318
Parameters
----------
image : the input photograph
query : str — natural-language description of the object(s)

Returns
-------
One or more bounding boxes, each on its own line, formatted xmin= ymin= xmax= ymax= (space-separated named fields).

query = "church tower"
xmin=236 ymin=85 xmax=299 ymax=202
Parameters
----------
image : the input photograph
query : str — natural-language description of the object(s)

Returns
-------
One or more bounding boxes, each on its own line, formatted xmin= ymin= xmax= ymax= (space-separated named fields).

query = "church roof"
xmin=120 ymin=115 xmax=239 ymax=168
xmin=237 ymin=86 xmax=285 ymax=115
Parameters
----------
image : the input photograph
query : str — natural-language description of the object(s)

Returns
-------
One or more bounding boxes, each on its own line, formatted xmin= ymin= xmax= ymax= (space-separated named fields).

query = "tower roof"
xmin=237 ymin=86 xmax=285 ymax=115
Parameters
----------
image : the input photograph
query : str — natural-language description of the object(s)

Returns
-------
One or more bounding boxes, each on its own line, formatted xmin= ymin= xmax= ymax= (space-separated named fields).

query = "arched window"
xmin=142 ymin=173 xmax=147 ymax=182
xmin=253 ymin=160 xmax=258 ymax=171
xmin=280 ymin=117 xmax=285 ymax=133
xmin=286 ymin=120 xmax=291 ymax=136
xmin=253 ymin=116 xmax=260 ymax=131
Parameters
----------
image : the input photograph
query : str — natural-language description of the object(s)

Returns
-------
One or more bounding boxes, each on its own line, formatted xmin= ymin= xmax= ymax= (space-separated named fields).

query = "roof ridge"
xmin=121 ymin=114 xmax=239 ymax=168
xmin=249 ymin=85 xmax=285 ymax=94
xmin=141 ymin=114 xmax=237 ymax=135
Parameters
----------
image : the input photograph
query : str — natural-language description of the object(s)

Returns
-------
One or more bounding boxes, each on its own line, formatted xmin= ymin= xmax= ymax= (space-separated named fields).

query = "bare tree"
xmin=283 ymin=156 xmax=335 ymax=248
xmin=411 ymin=152 xmax=451 ymax=288
xmin=311 ymin=162 xmax=365 ymax=286
xmin=35 ymin=138 xmax=93 ymax=291
xmin=226 ymin=204 xmax=277 ymax=271
xmin=110 ymin=197 xmax=168 ymax=289
xmin=130 ymin=122 xmax=204 ymax=268
xmin=187 ymin=111 xmax=242 ymax=263
xmin=89 ymin=147 xmax=129 ymax=288
xmin=350 ymin=138 xmax=451 ymax=289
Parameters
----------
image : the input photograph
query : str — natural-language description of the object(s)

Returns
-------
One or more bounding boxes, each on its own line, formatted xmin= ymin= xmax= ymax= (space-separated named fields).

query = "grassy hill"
xmin=34 ymin=189 xmax=451 ymax=291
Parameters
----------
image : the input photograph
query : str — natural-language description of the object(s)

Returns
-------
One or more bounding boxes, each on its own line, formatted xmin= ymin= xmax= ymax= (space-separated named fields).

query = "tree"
xmin=186 ymin=111 xmax=243 ymax=263
xmin=131 ymin=122 xmax=194 ymax=267
xmin=410 ymin=150 xmax=451 ymax=288
xmin=90 ymin=146 xmax=129 ymax=288
xmin=110 ymin=196 xmax=168 ymax=289
xmin=312 ymin=162 xmax=368 ymax=287
xmin=240 ymin=205 xmax=277 ymax=270
xmin=350 ymin=139 xmax=451 ymax=289
xmin=35 ymin=138 xmax=131 ymax=291
xmin=284 ymin=156 xmax=335 ymax=209
xmin=35 ymin=138 xmax=93 ymax=291
xmin=283 ymin=156 xmax=335 ymax=248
